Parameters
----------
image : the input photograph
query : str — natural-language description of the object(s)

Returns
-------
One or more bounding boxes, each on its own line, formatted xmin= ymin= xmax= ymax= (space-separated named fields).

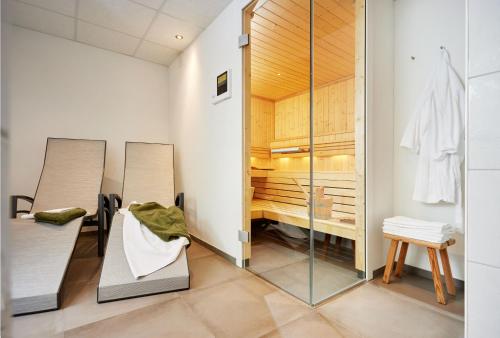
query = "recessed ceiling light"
xmin=277 ymin=73 xmax=281 ymax=76
xmin=175 ymin=34 xmax=184 ymax=40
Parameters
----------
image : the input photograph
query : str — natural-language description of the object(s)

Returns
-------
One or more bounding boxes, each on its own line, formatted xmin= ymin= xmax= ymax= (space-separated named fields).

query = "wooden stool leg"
xmin=427 ymin=247 xmax=446 ymax=304
xmin=323 ymin=234 xmax=332 ymax=253
xmin=439 ymin=248 xmax=456 ymax=296
xmin=383 ymin=240 xmax=399 ymax=284
xmin=395 ymin=242 xmax=409 ymax=278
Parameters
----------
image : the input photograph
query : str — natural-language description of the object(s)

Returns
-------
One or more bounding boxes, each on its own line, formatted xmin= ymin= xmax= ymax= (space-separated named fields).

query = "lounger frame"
xmin=10 ymin=137 xmax=111 ymax=256
xmin=98 ymin=142 xmax=189 ymax=303
xmin=9 ymin=138 xmax=108 ymax=315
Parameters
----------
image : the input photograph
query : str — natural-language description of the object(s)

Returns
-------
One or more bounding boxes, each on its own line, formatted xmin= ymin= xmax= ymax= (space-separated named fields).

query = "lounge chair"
xmin=97 ymin=142 xmax=189 ymax=303
xmin=9 ymin=138 xmax=107 ymax=315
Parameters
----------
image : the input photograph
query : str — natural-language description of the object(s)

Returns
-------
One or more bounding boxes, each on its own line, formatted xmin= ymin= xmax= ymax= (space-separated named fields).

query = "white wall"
xmin=365 ymin=0 xmax=395 ymax=278
xmin=392 ymin=0 xmax=466 ymax=280
xmin=166 ymin=0 xmax=397 ymax=270
xmin=7 ymin=26 xmax=170 ymax=198
xmin=167 ymin=0 xmax=247 ymax=264
xmin=467 ymin=0 xmax=500 ymax=336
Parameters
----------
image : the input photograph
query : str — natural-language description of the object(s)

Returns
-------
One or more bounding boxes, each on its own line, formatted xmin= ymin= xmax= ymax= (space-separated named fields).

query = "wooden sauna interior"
xmin=246 ymin=0 xmax=364 ymax=272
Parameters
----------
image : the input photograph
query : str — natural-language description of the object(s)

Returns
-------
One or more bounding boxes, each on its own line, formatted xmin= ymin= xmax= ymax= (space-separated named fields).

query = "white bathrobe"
xmin=401 ymin=49 xmax=465 ymax=232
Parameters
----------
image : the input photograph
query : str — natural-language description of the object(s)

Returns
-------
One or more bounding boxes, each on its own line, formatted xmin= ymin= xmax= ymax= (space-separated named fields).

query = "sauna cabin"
xmin=244 ymin=0 xmax=364 ymax=302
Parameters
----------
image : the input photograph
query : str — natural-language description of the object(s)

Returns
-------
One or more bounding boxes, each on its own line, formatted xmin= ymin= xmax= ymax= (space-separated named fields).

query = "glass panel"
xmin=311 ymin=0 xmax=365 ymax=304
xmin=246 ymin=0 xmax=312 ymax=303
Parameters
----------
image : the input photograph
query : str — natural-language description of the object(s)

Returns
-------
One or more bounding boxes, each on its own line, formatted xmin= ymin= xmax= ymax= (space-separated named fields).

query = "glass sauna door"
xmin=245 ymin=0 xmax=365 ymax=305
xmin=311 ymin=0 xmax=365 ymax=304
xmin=246 ymin=0 xmax=312 ymax=303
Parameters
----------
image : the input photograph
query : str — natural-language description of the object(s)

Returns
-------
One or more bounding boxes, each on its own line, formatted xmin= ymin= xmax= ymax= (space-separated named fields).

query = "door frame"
xmin=241 ymin=0 xmax=366 ymax=275
xmin=241 ymin=0 xmax=257 ymax=267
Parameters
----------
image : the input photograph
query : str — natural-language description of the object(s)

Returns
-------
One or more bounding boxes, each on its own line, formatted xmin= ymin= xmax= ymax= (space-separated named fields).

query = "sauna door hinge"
xmin=238 ymin=34 xmax=249 ymax=48
xmin=238 ymin=230 xmax=250 ymax=243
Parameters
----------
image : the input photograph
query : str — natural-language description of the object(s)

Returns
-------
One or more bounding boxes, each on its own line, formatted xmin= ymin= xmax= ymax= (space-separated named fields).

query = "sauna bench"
xmin=250 ymin=198 xmax=356 ymax=240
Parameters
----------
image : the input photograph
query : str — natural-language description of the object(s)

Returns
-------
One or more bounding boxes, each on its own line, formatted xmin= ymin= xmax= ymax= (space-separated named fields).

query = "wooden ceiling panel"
xmin=250 ymin=0 xmax=356 ymax=100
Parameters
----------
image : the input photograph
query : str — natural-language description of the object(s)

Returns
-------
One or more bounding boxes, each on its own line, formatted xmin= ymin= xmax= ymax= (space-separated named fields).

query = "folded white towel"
xmin=20 ymin=207 xmax=76 ymax=219
xmin=122 ymin=208 xmax=189 ymax=279
xmin=384 ymin=216 xmax=451 ymax=231
xmin=383 ymin=226 xmax=451 ymax=243
xmin=382 ymin=216 xmax=454 ymax=243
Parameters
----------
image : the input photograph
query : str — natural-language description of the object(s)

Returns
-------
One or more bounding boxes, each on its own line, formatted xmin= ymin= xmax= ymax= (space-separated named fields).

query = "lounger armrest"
xmin=109 ymin=193 xmax=122 ymax=218
xmin=98 ymin=193 xmax=110 ymax=223
xmin=97 ymin=193 xmax=111 ymax=257
xmin=175 ymin=193 xmax=184 ymax=211
xmin=10 ymin=195 xmax=34 ymax=218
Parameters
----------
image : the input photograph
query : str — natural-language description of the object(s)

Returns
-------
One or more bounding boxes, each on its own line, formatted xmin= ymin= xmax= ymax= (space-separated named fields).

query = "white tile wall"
xmin=467 ymin=1 xmax=500 ymax=336
xmin=468 ymin=0 xmax=500 ymax=77
xmin=469 ymin=72 xmax=500 ymax=169
xmin=468 ymin=171 xmax=500 ymax=267
xmin=467 ymin=263 xmax=500 ymax=337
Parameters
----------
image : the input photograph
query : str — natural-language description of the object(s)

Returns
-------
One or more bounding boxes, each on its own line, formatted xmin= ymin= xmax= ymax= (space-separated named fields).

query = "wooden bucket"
xmin=293 ymin=179 xmax=333 ymax=220
xmin=311 ymin=186 xmax=333 ymax=220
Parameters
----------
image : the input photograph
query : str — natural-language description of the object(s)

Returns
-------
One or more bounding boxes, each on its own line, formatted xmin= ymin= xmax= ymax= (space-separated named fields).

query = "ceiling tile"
xmin=135 ymin=40 xmax=178 ymax=65
xmin=161 ymin=0 xmax=231 ymax=28
xmin=145 ymin=13 xmax=202 ymax=50
xmin=77 ymin=21 xmax=140 ymax=55
xmin=78 ymin=0 xmax=156 ymax=38
xmin=17 ymin=0 xmax=77 ymax=16
xmin=6 ymin=0 xmax=75 ymax=40
xmin=129 ymin=0 xmax=164 ymax=10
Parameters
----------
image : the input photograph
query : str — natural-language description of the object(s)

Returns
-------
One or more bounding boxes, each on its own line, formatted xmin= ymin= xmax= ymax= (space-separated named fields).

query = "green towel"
xmin=34 ymin=208 xmax=87 ymax=225
xmin=129 ymin=202 xmax=191 ymax=247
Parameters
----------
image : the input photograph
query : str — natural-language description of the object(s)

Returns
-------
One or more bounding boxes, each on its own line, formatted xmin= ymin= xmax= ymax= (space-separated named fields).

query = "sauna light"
xmin=277 ymin=73 xmax=281 ymax=76
xmin=271 ymin=147 xmax=304 ymax=154
xmin=175 ymin=34 xmax=184 ymax=40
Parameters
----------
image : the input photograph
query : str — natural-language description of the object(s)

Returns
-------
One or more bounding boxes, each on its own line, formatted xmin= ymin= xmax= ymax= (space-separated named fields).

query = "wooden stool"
xmin=382 ymin=233 xmax=456 ymax=305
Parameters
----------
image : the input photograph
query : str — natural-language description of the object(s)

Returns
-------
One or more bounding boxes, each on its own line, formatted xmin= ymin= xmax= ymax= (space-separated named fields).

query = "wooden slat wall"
xmin=251 ymin=171 xmax=356 ymax=219
xmin=250 ymin=79 xmax=356 ymax=172
xmin=272 ymin=154 xmax=354 ymax=171
xmin=274 ymin=78 xmax=355 ymax=140
xmin=251 ymin=97 xmax=275 ymax=149
xmin=274 ymin=92 xmax=310 ymax=141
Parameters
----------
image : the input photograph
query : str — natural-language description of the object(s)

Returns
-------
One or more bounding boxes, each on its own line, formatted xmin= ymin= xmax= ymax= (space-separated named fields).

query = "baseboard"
xmin=190 ymin=234 xmax=237 ymax=265
xmin=372 ymin=264 xmax=464 ymax=290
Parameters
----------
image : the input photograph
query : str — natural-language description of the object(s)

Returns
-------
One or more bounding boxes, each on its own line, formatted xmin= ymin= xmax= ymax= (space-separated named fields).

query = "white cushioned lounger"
xmin=9 ymin=138 xmax=106 ymax=315
xmin=98 ymin=214 xmax=189 ymax=302
xmin=98 ymin=142 xmax=189 ymax=302
xmin=10 ymin=218 xmax=83 ymax=314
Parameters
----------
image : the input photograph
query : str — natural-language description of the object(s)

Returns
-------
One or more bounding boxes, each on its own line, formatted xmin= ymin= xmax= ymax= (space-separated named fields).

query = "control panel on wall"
xmin=212 ymin=69 xmax=232 ymax=104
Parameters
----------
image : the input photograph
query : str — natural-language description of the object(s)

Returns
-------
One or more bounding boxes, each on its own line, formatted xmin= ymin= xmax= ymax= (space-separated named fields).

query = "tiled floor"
xmin=8 ymin=232 xmax=464 ymax=338
xmin=249 ymin=224 xmax=362 ymax=302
